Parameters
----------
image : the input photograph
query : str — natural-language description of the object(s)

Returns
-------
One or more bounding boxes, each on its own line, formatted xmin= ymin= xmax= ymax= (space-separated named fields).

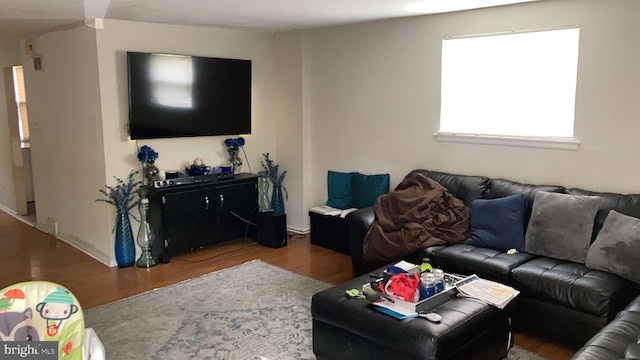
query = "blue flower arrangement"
xmin=224 ymin=137 xmax=245 ymax=149
xmin=137 ymin=145 xmax=160 ymax=186
xmin=96 ymin=170 xmax=142 ymax=218
xmin=225 ymin=137 xmax=247 ymax=174
xmin=262 ymin=153 xmax=288 ymax=213
xmin=137 ymin=145 xmax=158 ymax=163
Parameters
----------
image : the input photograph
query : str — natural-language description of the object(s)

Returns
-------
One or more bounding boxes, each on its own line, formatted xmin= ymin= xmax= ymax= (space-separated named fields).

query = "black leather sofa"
xmin=571 ymin=294 xmax=640 ymax=359
xmin=346 ymin=169 xmax=640 ymax=348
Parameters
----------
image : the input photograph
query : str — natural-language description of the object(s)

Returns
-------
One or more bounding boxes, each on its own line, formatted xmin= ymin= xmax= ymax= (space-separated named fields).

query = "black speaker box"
xmin=257 ymin=212 xmax=287 ymax=248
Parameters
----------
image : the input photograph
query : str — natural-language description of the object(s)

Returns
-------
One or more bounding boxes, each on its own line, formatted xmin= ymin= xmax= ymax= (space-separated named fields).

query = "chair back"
xmin=0 ymin=281 xmax=84 ymax=359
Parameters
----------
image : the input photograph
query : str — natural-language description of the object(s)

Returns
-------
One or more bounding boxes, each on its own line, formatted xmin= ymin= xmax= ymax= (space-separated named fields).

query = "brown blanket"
xmin=363 ymin=173 xmax=470 ymax=264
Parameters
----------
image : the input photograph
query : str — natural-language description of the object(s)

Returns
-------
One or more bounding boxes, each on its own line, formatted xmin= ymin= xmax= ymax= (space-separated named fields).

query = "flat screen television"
xmin=127 ymin=52 xmax=251 ymax=139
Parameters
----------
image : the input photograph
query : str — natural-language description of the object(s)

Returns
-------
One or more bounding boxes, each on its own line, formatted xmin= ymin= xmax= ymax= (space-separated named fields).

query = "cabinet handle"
xmin=219 ymin=194 xmax=224 ymax=208
xmin=162 ymin=196 xmax=166 ymax=205
xmin=204 ymin=195 xmax=209 ymax=210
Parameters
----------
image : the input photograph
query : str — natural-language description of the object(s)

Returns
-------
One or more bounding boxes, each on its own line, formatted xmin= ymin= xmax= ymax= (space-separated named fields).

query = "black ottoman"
xmin=312 ymin=273 xmax=513 ymax=360
xmin=309 ymin=211 xmax=351 ymax=255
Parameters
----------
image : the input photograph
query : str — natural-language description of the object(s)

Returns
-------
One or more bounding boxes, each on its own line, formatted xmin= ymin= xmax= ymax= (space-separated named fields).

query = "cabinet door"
xmin=162 ymin=188 xmax=218 ymax=256
xmin=216 ymin=180 xmax=258 ymax=241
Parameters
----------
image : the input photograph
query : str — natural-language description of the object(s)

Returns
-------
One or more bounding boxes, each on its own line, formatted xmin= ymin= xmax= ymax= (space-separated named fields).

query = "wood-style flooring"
xmin=0 ymin=210 xmax=577 ymax=359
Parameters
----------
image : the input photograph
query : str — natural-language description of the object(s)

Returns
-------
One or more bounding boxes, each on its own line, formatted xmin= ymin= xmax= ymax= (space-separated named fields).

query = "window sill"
xmin=434 ymin=132 xmax=580 ymax=150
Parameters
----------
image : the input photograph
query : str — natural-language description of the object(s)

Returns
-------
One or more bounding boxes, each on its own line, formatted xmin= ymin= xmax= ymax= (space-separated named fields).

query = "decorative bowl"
xmin=185 ymin=165 xmax=211 ymax=176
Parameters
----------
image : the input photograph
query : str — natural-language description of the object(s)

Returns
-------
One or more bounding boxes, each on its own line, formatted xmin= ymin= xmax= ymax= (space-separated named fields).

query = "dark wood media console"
xmin=147 ymin=173 xmax=259 ymax=263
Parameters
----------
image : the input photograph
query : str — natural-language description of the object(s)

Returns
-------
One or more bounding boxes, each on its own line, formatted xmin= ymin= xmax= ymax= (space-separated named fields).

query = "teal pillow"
xmin=326 ymin=171 xmax=353 ymax=209
xmin=351 ymin=173 xmax=390 ymax=208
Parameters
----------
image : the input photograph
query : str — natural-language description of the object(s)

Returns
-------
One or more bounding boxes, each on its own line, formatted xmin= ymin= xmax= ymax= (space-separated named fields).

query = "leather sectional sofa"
xmin=346 ymin=169 xmax=640 ymax=357
xmin=572 ymin=294 xmax=640 ymax=359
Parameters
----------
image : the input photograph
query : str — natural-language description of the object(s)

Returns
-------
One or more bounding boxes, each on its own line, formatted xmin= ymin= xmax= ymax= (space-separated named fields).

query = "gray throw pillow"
xmin=586 ymin=210 xmax=640 ymax=284
xmin=525 ymin=192 xmax=601 ymax=263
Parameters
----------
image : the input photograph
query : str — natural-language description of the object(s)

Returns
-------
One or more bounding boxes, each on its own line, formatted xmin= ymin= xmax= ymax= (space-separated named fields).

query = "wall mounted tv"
xmin=127 ymin=52 xmax=251 ymax=140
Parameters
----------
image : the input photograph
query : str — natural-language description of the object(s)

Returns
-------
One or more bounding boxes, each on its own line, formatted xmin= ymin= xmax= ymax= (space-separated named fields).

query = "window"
xmin=12 ymin=66 xmax=30 ymax=148
xmin=437 ymin=27 xmax=580 ymax=150
xmin=150 ymin=54 xmax=194 ymax=109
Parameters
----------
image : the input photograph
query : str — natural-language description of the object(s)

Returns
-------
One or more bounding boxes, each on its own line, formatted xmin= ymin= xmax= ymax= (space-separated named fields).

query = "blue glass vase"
xmin=271 ymin=186 xmax=285 ymax=214
xmin=115 ymin=211 xmax=136 ymax=268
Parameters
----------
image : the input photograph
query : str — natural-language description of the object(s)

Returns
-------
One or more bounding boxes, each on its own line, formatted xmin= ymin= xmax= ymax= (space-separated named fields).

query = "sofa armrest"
xmin=346 ymin=207 xmax=375 ymax=230
xmin=626 ymin=343 xmax=640 ymax=359
xmin=345 ymin=207 xmax=382 ymax=276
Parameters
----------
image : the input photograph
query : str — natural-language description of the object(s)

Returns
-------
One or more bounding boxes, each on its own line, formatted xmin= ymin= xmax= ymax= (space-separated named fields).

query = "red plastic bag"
xmin=379 ymin=272 xmax=421 ymax=302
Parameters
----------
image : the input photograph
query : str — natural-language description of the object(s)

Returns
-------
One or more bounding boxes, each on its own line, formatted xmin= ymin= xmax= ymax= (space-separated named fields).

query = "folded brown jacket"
xmin=363 ymin=173 xmax=470 ymax=264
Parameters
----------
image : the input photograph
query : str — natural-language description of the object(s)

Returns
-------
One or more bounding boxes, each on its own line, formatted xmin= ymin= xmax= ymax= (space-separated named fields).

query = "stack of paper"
xmin=309 ymin=205 xmax=342 ymax=216
xmin=391 ymin=260 xmax=420 ymax=274
xmin=454 ymin=275 xmax=520 ymax=309
xmin=310 ymin=205 xmax=359 ymax=217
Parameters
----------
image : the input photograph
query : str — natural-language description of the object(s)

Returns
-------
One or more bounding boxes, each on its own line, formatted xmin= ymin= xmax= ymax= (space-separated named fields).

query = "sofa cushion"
xmin=465 ymin=194 xmax=525 ymax=252
xmin=351 ymin=173 xmax=389 ymax=208
xmin=408 ymin=169 xmax=489 ymax=207
xmin=484 ymin=179 xmax=566 ymax=232
xmin=586 ymin=210 xmax=640 ymax=284
xmin=567 ymin=188 xmax=640 ymax=241
xmin=525 ymin=192 xmax=601 ymax=263
xmin=326 ymin=171 xmax=353 ymax=209
xmin=510 ymin=257 xmax=638 ymax=318
xmin=627 ymin=343 xmax=640 ymax=359
xmin=625 ymin=294 xmax=640 ymax=313
xmin=571 ymin=310 xmax=640 ymax=360
xmin=431 ymin=244 xmax=535 ymax=284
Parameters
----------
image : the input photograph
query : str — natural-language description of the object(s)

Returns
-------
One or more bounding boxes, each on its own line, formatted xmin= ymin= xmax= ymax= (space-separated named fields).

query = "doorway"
xmin=3 ymin=65 xmax=35 ymax=224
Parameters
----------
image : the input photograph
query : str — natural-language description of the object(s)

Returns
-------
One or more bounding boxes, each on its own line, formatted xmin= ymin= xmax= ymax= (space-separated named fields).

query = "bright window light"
xmin=439 ymin=27 xmax=580 ymax=140
xmin=150 ymin=54 xmax=194 ymax=109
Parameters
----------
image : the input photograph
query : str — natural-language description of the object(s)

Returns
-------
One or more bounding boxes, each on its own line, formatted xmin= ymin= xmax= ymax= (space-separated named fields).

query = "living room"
xmin=0 ymin=0 xmax=638 ymax=267
xmin=0 ymin=0 xmax=638 ymax=358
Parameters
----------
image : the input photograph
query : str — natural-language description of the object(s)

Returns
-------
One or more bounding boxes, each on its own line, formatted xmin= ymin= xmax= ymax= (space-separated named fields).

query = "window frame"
xmin=435 ymin=26 xmax=581 ymax=150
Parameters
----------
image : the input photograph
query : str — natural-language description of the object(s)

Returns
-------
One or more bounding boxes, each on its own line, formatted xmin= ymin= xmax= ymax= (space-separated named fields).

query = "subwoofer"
xmin=257 ymin=212 xmax=287 ymax=248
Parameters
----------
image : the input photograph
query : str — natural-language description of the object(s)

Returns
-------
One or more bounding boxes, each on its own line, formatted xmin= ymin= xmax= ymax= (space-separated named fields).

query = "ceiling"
xmin=0 ymin=0 xmax=540 ymax=37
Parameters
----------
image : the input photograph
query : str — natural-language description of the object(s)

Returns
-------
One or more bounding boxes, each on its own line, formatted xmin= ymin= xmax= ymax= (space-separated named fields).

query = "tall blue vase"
xmin=115 ymin=211 xmax=136 ymax=268
xmin=271 ymin=186 xmax=285 ymax=214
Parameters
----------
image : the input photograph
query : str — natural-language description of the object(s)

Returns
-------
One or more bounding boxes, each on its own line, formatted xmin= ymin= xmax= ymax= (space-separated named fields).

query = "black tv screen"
xmin=127 ymin=52 xmax=251 ymax=139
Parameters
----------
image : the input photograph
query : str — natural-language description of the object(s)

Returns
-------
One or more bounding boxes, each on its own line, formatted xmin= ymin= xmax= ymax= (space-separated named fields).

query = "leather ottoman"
xmin=312 ymin=272 xmax=513 ymax=360
xmin=309 ymin=211 xmax=351 ymax=255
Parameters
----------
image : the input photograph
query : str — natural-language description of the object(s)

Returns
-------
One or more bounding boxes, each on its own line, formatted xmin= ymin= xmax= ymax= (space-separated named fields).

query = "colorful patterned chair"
xmin=0 ymin=281 xmax=104 ymax=359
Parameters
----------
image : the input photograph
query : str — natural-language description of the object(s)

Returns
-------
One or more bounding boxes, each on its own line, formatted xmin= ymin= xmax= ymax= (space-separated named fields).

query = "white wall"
xmin=21 ymin=26 xmax=111 ymax=262
xmin=94 ymin=19 xmax=276 ymax=263
xmin=9 ymin=0 xmax=640 ymax=261
xmin=305 ymin=0 xmax=640 ymax=208
xmin=0 ymin=35 xmax=23 ymax=215
xmin=20 ymin=20 xmax=276 ymax=266
xmin=273 ymin=30 xmax=312 ymax=231
xmin=94 ymin=19 xmax=275 ymax=185
xmin=22 ymin=148 xmax=34 ymax=202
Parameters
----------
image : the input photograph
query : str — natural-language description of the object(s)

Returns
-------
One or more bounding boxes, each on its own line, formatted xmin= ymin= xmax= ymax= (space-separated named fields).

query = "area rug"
xmin=85 ymin=260 xmax=549 ymax=359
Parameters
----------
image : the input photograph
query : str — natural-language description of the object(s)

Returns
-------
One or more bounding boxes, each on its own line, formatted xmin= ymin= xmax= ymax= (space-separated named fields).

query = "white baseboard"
xmin=56 ymin=234 xmax=114 ymax=267
xmin=33 ymin=222 xmax=114 ymax=267
xmin=287 ymin=226 xmax=309 ymax=234
xmin=0 ymin=204 xmax=35 ymax=227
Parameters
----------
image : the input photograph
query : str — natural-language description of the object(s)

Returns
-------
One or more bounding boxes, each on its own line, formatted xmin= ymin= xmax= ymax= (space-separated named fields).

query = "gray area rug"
xmin=85 ymin=260 xmax=549 ymax=359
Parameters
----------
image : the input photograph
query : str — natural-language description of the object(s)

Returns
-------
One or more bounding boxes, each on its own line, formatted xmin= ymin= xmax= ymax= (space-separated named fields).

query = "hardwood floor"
xmin=0 ymin=210 xmax=576 ymax=359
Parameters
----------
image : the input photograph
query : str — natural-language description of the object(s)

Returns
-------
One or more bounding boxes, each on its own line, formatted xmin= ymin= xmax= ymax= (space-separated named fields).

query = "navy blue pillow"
xmin=326 ymin=171 xmax=353 ymax=209
xmin=465 ymin=194 xmax=525 ymax=252
xmin=351 ymin=173 xmax=390 ymax=208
